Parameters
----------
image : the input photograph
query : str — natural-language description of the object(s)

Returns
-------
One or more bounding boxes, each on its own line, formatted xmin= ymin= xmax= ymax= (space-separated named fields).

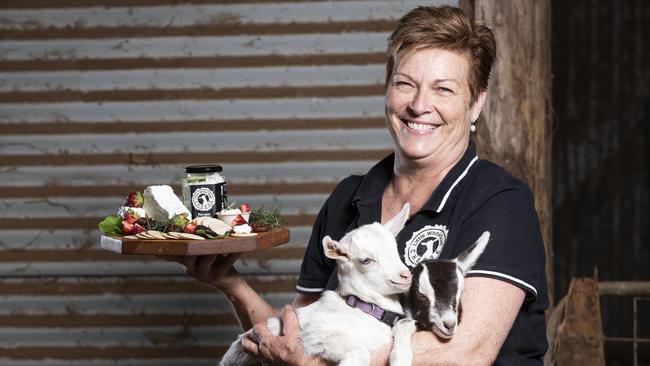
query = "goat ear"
xmin=382 ymin=203 xmax=410 ymax=236
xmin=455 ymin=231 xmax=490 ymax=273
xmin=322 ymin=235 xmax=350 ymax=262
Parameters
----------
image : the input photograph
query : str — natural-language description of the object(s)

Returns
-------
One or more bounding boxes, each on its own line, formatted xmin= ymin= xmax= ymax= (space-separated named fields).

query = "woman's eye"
xmin=437 ymin=87 xmax=453 ymax=93
xmin=360 ymin=258 xmax=373 ymax=265
xmin=392 ymin=80 xmax=414 ymax=88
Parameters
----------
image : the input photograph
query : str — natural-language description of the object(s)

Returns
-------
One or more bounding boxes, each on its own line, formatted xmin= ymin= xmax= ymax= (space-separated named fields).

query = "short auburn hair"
xmin=386 ymin=5 xmax=496 ymax=105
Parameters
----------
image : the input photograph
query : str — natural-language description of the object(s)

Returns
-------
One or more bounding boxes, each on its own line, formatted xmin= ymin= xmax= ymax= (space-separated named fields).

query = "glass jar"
xmin=182 ymin=164 xmax=227 ymax=219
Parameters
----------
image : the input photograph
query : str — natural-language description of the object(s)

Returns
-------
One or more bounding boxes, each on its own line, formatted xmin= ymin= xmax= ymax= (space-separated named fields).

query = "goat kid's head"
xmin=408 ymin=231 xmax=490 ymax=339
xmin=322 ymin=204 xmax=412 ymax=297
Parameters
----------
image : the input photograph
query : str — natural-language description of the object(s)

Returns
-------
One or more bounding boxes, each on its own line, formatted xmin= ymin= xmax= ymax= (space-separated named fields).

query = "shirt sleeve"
xmin=296 ymin=196 xmax=336 ymax=295
xmin=453 ymin=179 xmax=547 ymax=303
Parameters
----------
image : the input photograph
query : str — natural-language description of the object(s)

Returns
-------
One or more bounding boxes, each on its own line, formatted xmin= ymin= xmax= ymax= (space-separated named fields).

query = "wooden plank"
xmin=101 ymin=227 xmax=290 ymax=255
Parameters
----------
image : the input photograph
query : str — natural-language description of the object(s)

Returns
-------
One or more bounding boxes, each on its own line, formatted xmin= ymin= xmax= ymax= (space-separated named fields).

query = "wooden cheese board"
xmin=100 ymin=227 xmax=290 ymax=256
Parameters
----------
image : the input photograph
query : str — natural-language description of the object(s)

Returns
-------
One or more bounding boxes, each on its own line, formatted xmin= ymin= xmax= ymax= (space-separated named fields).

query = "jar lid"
xmin=185 ymin=164 xmax=223 ymax=173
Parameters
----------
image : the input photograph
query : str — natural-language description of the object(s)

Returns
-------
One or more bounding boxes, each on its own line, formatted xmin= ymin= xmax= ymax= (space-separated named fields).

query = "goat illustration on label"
xmin=404 ymin=225 xmax=448 ymax=266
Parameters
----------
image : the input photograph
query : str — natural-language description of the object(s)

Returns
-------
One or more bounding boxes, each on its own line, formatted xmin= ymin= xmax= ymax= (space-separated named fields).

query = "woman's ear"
xmin=469 ymin=90 xmax=487 ymax=123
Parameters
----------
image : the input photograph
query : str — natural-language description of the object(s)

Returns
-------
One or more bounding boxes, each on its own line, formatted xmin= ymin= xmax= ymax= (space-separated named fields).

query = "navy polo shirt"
xmin=296 ymin=142 xmax=548 ymax=365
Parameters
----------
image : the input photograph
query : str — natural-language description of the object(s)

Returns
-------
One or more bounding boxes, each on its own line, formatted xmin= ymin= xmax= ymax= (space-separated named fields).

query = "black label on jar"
xmin=189 ymin=182 xmax=226 ymax=218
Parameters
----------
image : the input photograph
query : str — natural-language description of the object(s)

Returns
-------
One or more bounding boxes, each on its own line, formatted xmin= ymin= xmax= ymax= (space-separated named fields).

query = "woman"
xmin=180 ymin=5 xmax=548 ymax=365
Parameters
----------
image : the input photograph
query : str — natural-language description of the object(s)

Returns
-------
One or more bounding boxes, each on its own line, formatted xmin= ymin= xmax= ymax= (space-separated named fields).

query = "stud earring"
xmin=470 ymin=121 xmax=477 ymax=133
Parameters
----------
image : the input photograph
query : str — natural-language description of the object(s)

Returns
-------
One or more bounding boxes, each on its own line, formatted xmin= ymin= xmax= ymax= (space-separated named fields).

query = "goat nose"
xmin=399 ymin=270 xmax=412 ymax=280
xmin=443 ymin=319 xmax=456 ymax=331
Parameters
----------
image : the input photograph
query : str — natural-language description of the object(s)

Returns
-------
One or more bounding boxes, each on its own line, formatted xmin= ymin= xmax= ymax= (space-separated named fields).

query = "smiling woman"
xmin=175 ymin=5 xmax=548 ymax=366
xmin=385 ymin=48 xmax=483 ymax=167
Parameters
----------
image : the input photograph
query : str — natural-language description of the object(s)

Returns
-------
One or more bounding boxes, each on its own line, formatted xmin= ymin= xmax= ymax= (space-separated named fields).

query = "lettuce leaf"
xmin=99 ymin=215 xmax=123 ymax=235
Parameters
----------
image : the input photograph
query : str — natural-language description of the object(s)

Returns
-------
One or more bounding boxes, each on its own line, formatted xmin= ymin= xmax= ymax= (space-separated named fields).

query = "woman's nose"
xmin=408 ymin=88 xmax=432 ymax=115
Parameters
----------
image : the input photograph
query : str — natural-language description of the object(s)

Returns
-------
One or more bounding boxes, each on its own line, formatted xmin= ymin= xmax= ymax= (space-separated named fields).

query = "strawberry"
xmin=121 ymin=221 xmax=135 ymax=235
xmin=239 ymin=203 xmax=251 ymax=213
xmin=184 ymin=222 xmax=198 ymax=234
xmin=123 ymin=212 xmax=139 ymax=224
xmin=132 ymin=223 xmax=145 ymax=234
xmin=123 ymin=191 xmax=144 ymax=208
xmin=233 ymin=214 xmax=248 ymax=226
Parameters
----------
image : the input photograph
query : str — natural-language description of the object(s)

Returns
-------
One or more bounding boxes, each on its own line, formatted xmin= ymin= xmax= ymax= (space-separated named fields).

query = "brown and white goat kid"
xmin=220 ymin=204 xmax=413 ymax=366
xmin=389 ymin=231 xmax=491 ymax=366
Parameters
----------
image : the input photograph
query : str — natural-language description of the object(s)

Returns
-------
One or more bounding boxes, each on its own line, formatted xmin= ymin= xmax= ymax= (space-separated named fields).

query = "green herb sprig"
xmin=248 ymin=206 xmax=283 ymax=229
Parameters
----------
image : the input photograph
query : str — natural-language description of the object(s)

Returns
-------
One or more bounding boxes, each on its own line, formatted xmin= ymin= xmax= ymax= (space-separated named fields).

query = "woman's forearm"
xmin=222 ymin=278 xmax=278 ymax=331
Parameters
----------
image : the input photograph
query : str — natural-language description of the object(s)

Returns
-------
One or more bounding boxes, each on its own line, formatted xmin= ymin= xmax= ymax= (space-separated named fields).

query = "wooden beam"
xmin=462 ymin=0 xmax=554 ymax=308
xmin=553 ymin=277 xmax=606 ymax=366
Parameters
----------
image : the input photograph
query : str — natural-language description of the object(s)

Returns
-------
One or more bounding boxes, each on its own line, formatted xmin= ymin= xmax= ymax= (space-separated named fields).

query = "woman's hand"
xmin=158 ymin=253 xmax=243 ymax=291
xmin=241 ymin=305 xmax=331 ymax=366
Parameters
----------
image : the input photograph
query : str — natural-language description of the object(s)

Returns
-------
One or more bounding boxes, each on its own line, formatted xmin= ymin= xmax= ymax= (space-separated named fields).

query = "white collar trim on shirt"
xmin=436 ymin=156 xmax=479 ymax=213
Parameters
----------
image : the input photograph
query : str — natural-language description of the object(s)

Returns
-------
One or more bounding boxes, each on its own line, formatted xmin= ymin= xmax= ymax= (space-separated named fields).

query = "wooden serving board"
xmin=100 ymin=227 xmax=290 ymax=256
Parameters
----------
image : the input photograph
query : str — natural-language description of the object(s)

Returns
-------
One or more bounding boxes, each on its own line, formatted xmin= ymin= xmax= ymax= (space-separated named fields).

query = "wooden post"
xmin=554 ymin=277 xmax=606 ymax=366
xmin=460 ymin=0 xmax=554 ymax=308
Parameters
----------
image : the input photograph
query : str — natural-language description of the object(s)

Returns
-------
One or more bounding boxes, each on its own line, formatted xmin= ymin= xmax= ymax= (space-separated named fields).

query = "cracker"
xmin=146 ymin=230 xmax=166 ymax=240
xmin=162 ymin=233 xmax=178 ymax=240
xmin=122 ymin=235 xmax=138 ymax=240
xmin=231 ymin=233 xmax=258 ymax=237
xmin=136 ymin=232 xmax=154 ymax=239
xmin=176 ymin=233 xmax=206 ymax=240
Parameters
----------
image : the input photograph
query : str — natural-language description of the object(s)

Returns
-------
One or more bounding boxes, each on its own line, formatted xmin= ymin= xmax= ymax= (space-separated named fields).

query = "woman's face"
xmin=385 ymin=48 xmax=485 ymax=165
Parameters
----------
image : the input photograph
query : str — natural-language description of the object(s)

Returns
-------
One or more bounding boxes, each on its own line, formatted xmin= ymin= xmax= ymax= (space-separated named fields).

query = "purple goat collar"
xmin=345 ymin=294 xmax=405 ymax=326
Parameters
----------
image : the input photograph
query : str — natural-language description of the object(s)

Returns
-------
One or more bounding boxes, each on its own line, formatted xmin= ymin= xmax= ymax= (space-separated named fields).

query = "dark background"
xmin=552 ymin=0 xmax=649 ymax=364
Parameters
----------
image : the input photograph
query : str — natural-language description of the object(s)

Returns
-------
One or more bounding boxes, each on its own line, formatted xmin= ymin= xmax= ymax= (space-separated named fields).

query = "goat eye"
xmin=360 ymin=258 xmax=373 ymax=265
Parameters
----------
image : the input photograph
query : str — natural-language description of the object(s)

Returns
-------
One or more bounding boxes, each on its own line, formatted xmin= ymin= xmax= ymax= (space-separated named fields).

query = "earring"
xmin=470 ymin=121 xmax=477 ymax=133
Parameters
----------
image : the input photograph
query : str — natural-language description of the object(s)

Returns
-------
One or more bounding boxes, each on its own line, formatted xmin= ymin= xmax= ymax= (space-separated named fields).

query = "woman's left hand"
xmin=241 ymin=305 xmax=329 ymax=366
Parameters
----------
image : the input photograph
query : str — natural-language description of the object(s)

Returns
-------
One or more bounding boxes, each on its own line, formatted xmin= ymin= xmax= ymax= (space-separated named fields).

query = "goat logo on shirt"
xmin=404 ymin=225 xmax=448 ymax=266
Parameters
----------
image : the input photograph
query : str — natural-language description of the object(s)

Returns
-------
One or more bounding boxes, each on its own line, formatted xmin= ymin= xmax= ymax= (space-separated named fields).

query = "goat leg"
xmin=389 ymin=318 xmax=417 ymax=366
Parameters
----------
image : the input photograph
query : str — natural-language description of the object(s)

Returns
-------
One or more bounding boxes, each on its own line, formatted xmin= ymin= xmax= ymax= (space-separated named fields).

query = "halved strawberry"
xmin=123 ymin=191 xmax=144 ymax=208
xmin=184 ymin=222 xmax=198 ymax=234
xmin=232 ymin=214 xmax=248 ymax=226
xmin=132 ymin=223 xmax=145 ymax=234
xmin=121 ymin=221 xmax=135 ymax=235
xmin=239 ymin=203 xmax=251 ymax=213
xmin=123 ymin=212 xmax=139 ymax=224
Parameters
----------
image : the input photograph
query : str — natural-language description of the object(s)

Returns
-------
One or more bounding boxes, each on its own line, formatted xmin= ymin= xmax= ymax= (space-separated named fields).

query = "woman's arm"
xmin=373 ymin=277 xmax=525 ymax=366
xmin=162 ymin=253 xmax=277 ymax=330
xmin=179 ymin=251 xmax=323 ymax=330
xmin=242 ymin=304 xmax=333 ymax=366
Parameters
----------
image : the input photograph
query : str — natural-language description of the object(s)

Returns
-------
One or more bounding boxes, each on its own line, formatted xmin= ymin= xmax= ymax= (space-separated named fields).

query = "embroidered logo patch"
xmin=404 ymin=225 xmax=448 ymax=267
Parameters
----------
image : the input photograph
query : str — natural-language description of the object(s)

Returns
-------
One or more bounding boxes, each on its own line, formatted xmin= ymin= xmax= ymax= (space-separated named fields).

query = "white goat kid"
xmin=389 ymin=231 xmax=491 ymax=366
xmin=220 ymin=204 xmax=413 ymax=366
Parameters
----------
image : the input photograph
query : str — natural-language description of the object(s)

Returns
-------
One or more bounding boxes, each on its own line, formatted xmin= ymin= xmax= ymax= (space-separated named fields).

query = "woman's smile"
xmin=401 ymin=118 xmax=443 ymax=134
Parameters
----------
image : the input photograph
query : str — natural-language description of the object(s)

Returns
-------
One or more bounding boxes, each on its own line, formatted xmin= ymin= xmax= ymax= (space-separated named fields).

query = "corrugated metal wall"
xmin=0 ymin=1 xmax=454 ymax=364
xmin=551 ymin=0 xmax=650 ymax=364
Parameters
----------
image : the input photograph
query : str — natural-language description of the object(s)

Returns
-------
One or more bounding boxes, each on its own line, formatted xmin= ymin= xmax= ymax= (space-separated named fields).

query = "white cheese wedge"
xmin=143 ymin=185 xmax=190 ymax=222
xmin=233 ymin=223 xmax=252 ymax=234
